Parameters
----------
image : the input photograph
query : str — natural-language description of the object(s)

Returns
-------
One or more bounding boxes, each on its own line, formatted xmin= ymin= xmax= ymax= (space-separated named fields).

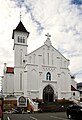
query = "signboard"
xmin=17 ymin=96 xmax=27 ymax=107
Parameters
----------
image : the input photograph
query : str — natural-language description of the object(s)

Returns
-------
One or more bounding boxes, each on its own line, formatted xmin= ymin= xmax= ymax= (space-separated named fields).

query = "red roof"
xmin=6 ymin=67 xmax=14 ymax=74
xmin=71 ymin=85 xmax=77 ymax=91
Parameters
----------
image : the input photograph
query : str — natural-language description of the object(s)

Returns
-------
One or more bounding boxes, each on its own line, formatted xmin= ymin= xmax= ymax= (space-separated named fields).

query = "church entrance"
xmin=43 ymin=85 xmax=54 ymax=102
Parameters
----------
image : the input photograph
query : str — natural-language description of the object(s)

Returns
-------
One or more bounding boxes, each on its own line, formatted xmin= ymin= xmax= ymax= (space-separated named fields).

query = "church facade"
xmin=2 ymin=21 xmax=79 ymax=103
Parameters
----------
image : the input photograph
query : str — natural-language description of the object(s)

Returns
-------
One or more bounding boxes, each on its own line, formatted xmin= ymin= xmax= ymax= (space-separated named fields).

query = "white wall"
xmin=25 ymin=40 xmax=71 ymax=100
xmin=14 ymin=31 xmax=28 ymax=95
xmin=2 ymin=73 xmax=14 ymax=96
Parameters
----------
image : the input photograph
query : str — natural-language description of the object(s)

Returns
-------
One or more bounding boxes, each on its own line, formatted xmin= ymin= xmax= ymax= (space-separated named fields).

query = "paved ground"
xmin=3 ymin=112 xmax=73 ymax=120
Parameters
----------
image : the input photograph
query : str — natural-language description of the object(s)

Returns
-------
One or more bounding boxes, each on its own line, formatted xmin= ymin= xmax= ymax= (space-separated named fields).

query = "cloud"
xmin=11 ymin=0 xmax=44 ymax=34
xmin=0 ymin=0 xmax=82 ymax=83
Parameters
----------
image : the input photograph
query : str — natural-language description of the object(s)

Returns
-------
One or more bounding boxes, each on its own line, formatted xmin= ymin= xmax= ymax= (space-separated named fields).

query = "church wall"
xmin=14 ymin=68 xmax=24 ymax=95
xmin=61 ymin=69 xmax=71 ymax=92
xmin=61 ymin=92 xmax=71 ymax=100
xmin=29 ymin=69 xmax=38 ymax=90
xmin=2 ymin=75 xmax=7 ymax=96
xmin=3 ymin=73 xmax=14 ymax=96
xmin=26 ymin=43 xmax=71 ymax=100
xmin=14 ymin=68 xmax=20 ymax=91
xmin=13 ymin=30 xmax=28 ymax=96
xmin=14 ymin=45 xmax=27 ymax=67
xmin=57 ymin=68 xmax=71 ymax=100
xmin=6 ymin=74 xmax=14 ymax=94
xmin=26 ymin=65 xmax=39 ymax=99
xmin=2 ymin=76 xmax=5 ymax=93
xmin=27 ymin=45 xmax=62 ymax=69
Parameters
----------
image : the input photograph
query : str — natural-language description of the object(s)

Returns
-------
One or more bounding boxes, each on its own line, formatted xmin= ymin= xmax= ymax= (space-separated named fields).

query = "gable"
xmin=27 ymin=43 xmax=69 ymax=68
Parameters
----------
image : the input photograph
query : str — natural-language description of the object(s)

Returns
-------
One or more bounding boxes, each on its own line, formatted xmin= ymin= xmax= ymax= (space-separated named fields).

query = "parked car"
xmin=12 ymin=108 xmax=22 ymax=114
xmin=66 ymin=102 xmax=82 ymax=119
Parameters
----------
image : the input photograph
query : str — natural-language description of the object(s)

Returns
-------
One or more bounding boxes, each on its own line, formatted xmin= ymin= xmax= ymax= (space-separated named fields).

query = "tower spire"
xmin=20 ymin=11 xmax=22 ymax=21
xmin=19 ymin=0 xmax=22 ymax=21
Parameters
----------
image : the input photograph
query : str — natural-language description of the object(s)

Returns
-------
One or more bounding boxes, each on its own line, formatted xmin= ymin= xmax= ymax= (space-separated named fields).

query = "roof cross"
xmin=45 ymin=33 xmax=51 ymax=40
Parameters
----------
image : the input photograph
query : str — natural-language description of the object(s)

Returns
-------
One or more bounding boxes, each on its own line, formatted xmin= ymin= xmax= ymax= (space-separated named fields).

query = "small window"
xmin=18 ymin=36 xmax=20 ymax=42
xmin=23 ymin=37 xmax=25 ymax=43
xmin=73 ymin=92 xmax=75 ymax=96
xmin=46 ymin=72 xmax=51 ymax=80
xmin=18 ymin=36 xmax=25 ymax=43
xmin=20 ymin=37 xmax=22 ymax=43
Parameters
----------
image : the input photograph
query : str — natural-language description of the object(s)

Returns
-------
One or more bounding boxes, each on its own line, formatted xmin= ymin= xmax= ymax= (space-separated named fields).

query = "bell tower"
xmin=12 ymin=20 xmax=29 ymax=95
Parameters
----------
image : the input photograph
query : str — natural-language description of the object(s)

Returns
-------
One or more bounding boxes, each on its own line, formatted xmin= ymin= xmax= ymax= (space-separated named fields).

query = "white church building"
xmin=2 ymin=20 xmax=79 ymax=103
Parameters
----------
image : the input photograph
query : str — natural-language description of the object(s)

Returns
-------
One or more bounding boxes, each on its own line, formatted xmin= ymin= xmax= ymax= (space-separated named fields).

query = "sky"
xmin=0 ymin=0 xmax=82 ymax=85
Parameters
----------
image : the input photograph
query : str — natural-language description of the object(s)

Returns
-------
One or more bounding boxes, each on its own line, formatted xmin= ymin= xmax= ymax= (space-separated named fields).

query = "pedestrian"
xmin=0 ymin=106 xmax=3 ymax=120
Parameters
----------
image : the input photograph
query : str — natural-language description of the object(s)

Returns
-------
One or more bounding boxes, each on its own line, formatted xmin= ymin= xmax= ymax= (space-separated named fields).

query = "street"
xmin=3 ymin=112 xmax=73 ymax=120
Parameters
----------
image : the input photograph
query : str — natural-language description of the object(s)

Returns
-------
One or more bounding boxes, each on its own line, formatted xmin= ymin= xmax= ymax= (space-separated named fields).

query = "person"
xmin=0 ymin=106 xmax=3 ymax=120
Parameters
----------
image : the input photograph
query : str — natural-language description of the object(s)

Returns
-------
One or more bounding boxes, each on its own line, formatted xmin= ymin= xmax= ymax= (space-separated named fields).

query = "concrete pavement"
xmin=3 ymin=112 xmax=72 ymax=120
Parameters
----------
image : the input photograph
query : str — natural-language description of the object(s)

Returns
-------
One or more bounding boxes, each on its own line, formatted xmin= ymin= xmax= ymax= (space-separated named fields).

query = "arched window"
xmin=47 ymin=53 xmax=49 ymax=65
xmin=20 ymin=49 xmax=23 ymax=65
xmin=33 ymin=54 xmax=36 ymax=64
xmin=46 ymin=72 xmax=51 ymax=80
xmin=20 ymin=72 xmax=22 ymax=90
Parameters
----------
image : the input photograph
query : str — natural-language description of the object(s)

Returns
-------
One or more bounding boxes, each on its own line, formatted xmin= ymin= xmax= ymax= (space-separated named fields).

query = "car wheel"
xmin=68 ymin=114 xmax=72 ymax=119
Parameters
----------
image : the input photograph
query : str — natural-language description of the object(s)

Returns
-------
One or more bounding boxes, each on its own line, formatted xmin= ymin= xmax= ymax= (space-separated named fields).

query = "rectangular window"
xmin=20 ymin=37 xmax=22 ymax=43
xmin=17 ymin=36 xmax=25 ymax=43
xmin=18 ymin=36 xmax=19 ymax=42
xmin=23 ymin=37 xmax=25 ymax=43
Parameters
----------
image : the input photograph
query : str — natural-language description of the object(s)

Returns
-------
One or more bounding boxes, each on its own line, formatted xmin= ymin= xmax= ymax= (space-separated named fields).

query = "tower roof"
xmin=12 ymin=21 xmax=29 ymax=39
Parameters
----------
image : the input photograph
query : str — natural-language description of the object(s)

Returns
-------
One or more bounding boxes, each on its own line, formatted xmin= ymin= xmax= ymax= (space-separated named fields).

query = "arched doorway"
xmin=43 ymin=85 xmax=54 ymax=102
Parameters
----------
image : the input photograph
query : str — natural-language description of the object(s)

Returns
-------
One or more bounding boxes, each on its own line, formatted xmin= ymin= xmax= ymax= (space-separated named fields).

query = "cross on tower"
xmin=45 ymin=33 xmax=51 ymax=40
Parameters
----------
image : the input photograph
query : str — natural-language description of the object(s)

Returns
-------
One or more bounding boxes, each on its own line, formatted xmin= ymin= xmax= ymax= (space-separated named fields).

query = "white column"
xmin=57 ymin=74 xmax=61 ymax=100
xmin=39 ymin=72 xmax=42 ymax=99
